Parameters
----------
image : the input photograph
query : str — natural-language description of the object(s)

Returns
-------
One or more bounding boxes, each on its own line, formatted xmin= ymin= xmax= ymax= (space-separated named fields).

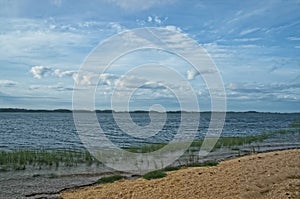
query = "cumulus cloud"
xmin=154 ymin=16 xmax=162 ymax=24
xmin=110 ymin=75 xmax=174 ymax=102
xmin=187 ymin=67 xmax=217 ymax=80
xmin=99 ymin=73 xmax=119 ymax=86
xmin=165 ymin=25 xmax=182 ymax=32
xmin=73 ymin=72 xmax=123 ymax=87
xmin=147 ymin=15 xmax=165 ymax=24
xmin=108 ymin=22 xmax=126 ymax=33
xmin=73 ymin=71 xmax=172 ymax=96
xmin=139 ymin=15 xmax=167 ymax=26
xmin=30 ymin=66 xmax=76 ymax=79
xmin=115 ymin=75 xmax=146 ymax=89
xmin=187 ymin=68 xmax=199 ymax=80
xmin=30 ymin=66 xmax=53 ymax=79
xmin=72 ymin=73 xmax=96 ymax=86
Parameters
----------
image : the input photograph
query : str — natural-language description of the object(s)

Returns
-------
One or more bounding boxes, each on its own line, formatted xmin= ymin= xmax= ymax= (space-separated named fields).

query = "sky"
xmin=0 ymin=0 xmax=299 ymax=112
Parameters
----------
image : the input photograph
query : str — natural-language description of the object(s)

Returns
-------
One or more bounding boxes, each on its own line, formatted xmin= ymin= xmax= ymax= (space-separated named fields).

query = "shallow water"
xmin=0 ymin=112 xmax=298 ymax=150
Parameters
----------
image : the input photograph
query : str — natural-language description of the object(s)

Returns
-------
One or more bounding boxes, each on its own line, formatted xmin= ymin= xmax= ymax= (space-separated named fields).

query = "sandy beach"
xmin=61 ymin=149 xmax=300 ymax=199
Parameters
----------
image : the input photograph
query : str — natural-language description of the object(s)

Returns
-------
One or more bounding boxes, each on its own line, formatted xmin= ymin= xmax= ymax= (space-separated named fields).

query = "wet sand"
xmin=61 ymin=149 xmax=300 ymax=199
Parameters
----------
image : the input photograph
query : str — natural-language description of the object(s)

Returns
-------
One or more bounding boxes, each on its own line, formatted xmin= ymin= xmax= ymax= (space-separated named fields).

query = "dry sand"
xmin=61 ymin=149 xmax=300 ymax=199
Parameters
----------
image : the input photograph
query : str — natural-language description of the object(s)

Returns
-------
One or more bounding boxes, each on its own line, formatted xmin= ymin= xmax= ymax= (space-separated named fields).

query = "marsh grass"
xmin=163 ymin=166 xmax=180 ymax=171
xmin=200 ymin=160 xmax=219 ymax=167
xmin=143 ymin=170 xmax=167 ymax=180
xmin=143 ymin=160 xmax=218 ymax=180
xmin=187 ymin=160 xmax=219 ymax=167
xmin=0 ymin=149 xmax=100 ymax=171
xmin=290 ymin=120 xmax=300 ymax=128
xmin=0 ymin=128 xmax=298 ymax=171
xmin=96 ymin=175 xmax=124 ymax=184
xmin=126 ymin=128 xmax=299 ymax=154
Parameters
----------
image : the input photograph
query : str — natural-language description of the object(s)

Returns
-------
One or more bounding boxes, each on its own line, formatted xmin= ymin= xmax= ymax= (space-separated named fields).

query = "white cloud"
xmin=240 ymin=28 xmax=260 ymax=36
xmin=154 ymin=16 xmax=162 ymax=24
xmin=264 ymin=20 xmax=300 ymax=34
xmin=30 ymin=66 xmax=53 ymax=79
xmin=226 ymin=82 xmax=300 ymax=101
xmin=287 ymin=36 xmax=300 ymax=41
xmin=143 ymin=15 xmax=167 ymax=26
xmin=115 ymin=75 xmax=146 ymax=89
xmin=73 ymin=72 xmax=121 ymax=87
xmin=30 ymin=66 xmax=76 ymax=79
xmin=0 ymin=20 xmax=88 ymax=68
xmin=186 ymin=67 xmax=217 ymax=80
xmin=233 ymin=37 xmax=261 ymax=42
xmin=72 ymin=72 xmax=99 ymax=86
xmin=226 ymin=7 xmax=267 ymax=25
xmin=53 ymin=69 xmax=77 ymax=78
xmin=108 ymin=22 xmax=126 ymax=33
xmin=141 ymin=81 xmax=165 ymax=89
xmin=187 ymin=68 xmax=199 ymax=80
xmin=226 ymin=83 xmax=300 ymax=95
xmin=0 ymin=18 xmax=124 ymax=67
xmin=165 ymin=25 xmax=182 ymax=32
xmin=74 ymin=71 xmax=186 ymax=102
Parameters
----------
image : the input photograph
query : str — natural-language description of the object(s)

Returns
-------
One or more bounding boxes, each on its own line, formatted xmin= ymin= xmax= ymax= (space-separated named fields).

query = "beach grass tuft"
xmin=187 ymin=160 xmax=219 ymax=167
xmin=96 ymin=175 xmax=124 ymax=184
xmin=143 ymin=170 xmax=167 ymax=180
xmin=201 ymin=160 xmax=219 ymax=167
xmin=163 ymin=166 xmax=180 ymax=171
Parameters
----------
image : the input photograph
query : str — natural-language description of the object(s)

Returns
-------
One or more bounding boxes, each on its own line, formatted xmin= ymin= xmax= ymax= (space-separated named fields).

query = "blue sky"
xmin=0 ymin=0 xmax=299 ymax=112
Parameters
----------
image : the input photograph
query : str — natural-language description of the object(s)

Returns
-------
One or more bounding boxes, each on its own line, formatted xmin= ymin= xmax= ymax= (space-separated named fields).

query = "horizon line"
xmin=0 ymin=108 xmax=299 ymax=114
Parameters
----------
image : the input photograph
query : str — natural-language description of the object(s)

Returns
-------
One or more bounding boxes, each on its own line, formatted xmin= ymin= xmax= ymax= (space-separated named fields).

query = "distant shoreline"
xmin=0 ymin=108 xmax=299 ymax=114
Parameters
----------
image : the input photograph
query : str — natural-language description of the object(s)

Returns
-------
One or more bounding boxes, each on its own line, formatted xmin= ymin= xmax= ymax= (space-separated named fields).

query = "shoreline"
xmin=0 ymin=128 xmax=299 ymax=199
xmin=0 ymin=146 xmax=299 ymax=199
xmin=61 ymin=149 xmax=300 ymax=199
